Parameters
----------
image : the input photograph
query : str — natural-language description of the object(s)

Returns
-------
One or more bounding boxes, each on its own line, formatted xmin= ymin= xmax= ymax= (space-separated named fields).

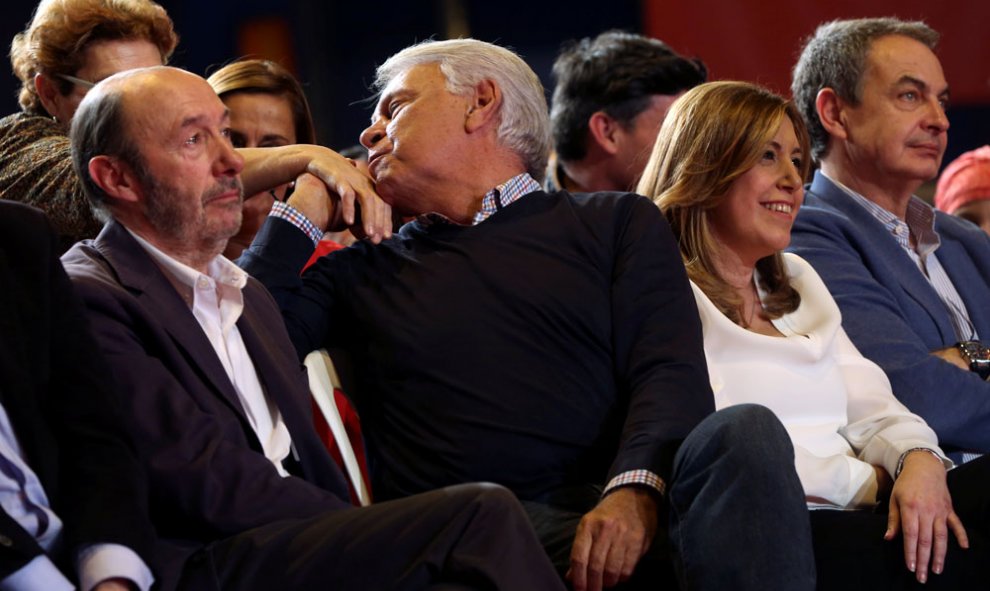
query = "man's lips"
xmin=908 ymin=142 xmax=943 ymax=157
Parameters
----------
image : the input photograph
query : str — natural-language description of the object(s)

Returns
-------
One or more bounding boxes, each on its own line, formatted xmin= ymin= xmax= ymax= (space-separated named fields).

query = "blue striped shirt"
xmin=826 ymin=173 xmax=978 ymax=341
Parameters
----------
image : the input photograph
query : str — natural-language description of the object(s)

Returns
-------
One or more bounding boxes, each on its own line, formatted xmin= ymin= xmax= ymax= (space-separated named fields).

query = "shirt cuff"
xmin=78 ymin=543 xmax=154 ymax=591
xmin=0 ymin=555 xmax=73 ymax=591
xmin=603 ymin=469 xmax=666 ymax=497
xmin=270 ymin=201 xmax=323 ymax=246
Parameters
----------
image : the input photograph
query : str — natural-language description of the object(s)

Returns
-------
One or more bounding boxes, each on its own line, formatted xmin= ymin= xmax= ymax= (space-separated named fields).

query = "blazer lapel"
xmin=810 ymin=174 xmax=958 ymax=343
xmin=95 ymin=222 xmax=251 ymax=424
xmin=933 ymin=230 xmax=990 ymax=339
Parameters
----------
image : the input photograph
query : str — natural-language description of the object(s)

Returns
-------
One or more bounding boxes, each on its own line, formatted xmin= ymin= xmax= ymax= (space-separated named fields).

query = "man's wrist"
xmin=269 ymin=201 xmax=323 ymax=246
xmin=955 ymin=341 xmax=990 ymax=380
xmin=603 ymin=470 xmax=666 ymax=498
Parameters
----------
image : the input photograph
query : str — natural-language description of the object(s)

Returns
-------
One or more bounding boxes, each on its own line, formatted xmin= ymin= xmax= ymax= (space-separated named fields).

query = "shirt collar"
xmin=126 ymin=228 xmax=248 ymax=304
xmin=417 ymin=172 xmax=541 ymax=227
xmin=823 ymin=171 xmax=941 ymax=256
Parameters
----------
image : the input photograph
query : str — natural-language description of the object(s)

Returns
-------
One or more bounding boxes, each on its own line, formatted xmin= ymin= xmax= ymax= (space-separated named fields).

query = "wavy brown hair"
xmin=637 ymin=81 xmax=811 ymax=325
xmin=10 ymin=0 xmax=177 ymax=114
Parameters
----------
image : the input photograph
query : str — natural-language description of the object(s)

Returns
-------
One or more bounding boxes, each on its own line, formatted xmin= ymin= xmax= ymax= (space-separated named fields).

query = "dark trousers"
xmin=522 ymin=404 xmax=817 ymax=591
xmin=812 ymin=454 xmax=990 ymax=590
xmin=177 ymin=483 xmax=565 ymax=591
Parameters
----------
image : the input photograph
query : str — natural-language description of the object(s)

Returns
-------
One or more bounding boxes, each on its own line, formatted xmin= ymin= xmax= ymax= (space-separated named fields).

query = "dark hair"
xmin=550 ymin=30 xmax=707 ymax=161
xmin=10 ymin=0 xmax=177 ymax=113
xmin=791 ymin=18 xmax=939 ymax=162
xmin=70 ymin=83 xmax=141 ymax=221
xmin=207 ymin=58 xmax=316 ymax=145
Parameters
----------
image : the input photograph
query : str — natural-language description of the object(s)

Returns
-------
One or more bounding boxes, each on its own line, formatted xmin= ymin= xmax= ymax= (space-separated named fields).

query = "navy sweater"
xmin=242 ymin=190 xmax=713 ymax=501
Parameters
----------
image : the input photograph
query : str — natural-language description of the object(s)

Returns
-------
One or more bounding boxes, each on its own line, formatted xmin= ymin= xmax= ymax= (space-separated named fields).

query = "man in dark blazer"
xmin=60 ymin=65 xmax=565 ymax=590
xmin=0 ymin=200 xmax=156 ymax=590
xmin=240 ymin=39 xmax=815 ymax=591
xmin=789 ymin=18 xmax=990 ymax=462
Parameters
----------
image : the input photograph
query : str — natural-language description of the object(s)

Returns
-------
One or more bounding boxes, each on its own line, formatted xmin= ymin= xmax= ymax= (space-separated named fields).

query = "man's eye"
xmin=185 ymin=134 xmax=200 ymax=146
xmin=901 ymin=91 xmax=918 ymax=101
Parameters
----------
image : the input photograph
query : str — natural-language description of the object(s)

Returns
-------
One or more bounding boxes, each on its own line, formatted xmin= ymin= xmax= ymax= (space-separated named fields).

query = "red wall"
xmin=644 ymin=0 xmax=990 ymax=104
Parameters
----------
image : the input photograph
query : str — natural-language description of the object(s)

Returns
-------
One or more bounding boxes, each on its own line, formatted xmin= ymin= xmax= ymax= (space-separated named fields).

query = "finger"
xmin=568 ymin=522 xmax=593 ymax=591
xmin=586 ymin=529 xmax=612 ymax=591
xmin=885 ymin=498 xmax=901 ymax=541
xmin=948 ymin=511 xmax=969 ymax=550
xmin=361 ymin=194 xmax=388 ymax=244
xmin=914 ymin=516 xmax=933 ymax=584
xmin=931 ymin=517 xmax=949 ymax=576
xmin=602 ymin=537 xmax=626 ymax=588
xmin=900 ymin=511 xmax=919 ymax=574
xmin=335 ymin=185 xmax=357 ymax=226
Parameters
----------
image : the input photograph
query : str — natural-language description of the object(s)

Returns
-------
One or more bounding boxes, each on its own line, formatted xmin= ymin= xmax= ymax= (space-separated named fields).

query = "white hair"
xmin=374 ymin=38 xmax=551 ymax=181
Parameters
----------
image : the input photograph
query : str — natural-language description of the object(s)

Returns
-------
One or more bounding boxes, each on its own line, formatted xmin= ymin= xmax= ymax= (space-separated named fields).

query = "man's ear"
xmin=464 ymin=79 xmax=502 ymax=133
xmin=88 ymin=156 xmax=141 ymax=204
xmin=815 ymin=88 xmax=848 ymax=142
xmin=34 ymin=73 xmax=63 ymax=120
xmin=587 ymin=111 xmax=622 ymax=156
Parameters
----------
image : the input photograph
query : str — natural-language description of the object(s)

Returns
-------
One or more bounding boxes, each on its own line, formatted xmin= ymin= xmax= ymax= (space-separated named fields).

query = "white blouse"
xmin=692 ymin=253 xmax=949 ymax=509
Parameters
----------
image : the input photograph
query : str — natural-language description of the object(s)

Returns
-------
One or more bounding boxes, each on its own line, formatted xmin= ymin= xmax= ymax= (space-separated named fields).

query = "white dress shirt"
xmin=692 ymin=253 xmax=950 ymax=510
xmin=129 ymin=231 xmax=293 ymax=476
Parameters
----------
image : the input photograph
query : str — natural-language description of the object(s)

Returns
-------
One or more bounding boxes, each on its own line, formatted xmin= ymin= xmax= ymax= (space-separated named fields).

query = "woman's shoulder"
xmin=779 ymin=252 xmax=842 ymax=333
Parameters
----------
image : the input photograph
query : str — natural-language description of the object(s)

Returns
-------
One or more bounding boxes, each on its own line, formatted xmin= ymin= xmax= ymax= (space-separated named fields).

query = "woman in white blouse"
xmin=637 ymin=81 xmax=989 ymax=589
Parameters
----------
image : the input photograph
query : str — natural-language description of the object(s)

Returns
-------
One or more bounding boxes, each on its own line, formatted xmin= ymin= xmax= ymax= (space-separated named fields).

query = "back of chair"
xmin=304 ymin=349 xmax=371 ymax=506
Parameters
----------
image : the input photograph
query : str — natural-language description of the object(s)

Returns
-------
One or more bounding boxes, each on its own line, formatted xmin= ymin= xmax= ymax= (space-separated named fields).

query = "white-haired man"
xmin=242 ymin=39 xmax=815 ymax=591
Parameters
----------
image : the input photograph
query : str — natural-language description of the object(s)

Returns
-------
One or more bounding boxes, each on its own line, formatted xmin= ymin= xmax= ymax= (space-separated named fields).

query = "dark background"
xmin=2 ymin=0 xmax=986 ymax=170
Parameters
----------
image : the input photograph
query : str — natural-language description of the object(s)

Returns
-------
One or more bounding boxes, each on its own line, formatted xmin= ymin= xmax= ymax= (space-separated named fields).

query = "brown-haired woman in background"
xmin=207 ymin=58 xmax=320 ymax=259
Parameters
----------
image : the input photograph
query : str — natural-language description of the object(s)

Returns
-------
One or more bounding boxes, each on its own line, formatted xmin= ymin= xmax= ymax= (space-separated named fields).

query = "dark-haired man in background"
xmin=547 ymin=30 xmax=706 ymax=193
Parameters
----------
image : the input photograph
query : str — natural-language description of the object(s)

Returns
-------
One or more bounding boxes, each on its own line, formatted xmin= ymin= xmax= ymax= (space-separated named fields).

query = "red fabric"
xmin=304 ymin=238 xmax=372 ymax=505
xmin=304 ymin=239 xmax=346 ymax=270
xmin=311 ymin=391 xmax=372 ymax=505
xmin=935 ymin=145 xmax=990 ymax=214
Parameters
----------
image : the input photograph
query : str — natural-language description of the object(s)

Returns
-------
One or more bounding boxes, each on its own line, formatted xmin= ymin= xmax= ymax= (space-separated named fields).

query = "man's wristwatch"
xmin=956 ymin=341 xmax=990 ymax=380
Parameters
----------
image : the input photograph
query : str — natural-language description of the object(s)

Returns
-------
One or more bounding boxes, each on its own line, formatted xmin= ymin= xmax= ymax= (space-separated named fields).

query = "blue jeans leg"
xmin=667 ymin=403 xmax=815 ymax=591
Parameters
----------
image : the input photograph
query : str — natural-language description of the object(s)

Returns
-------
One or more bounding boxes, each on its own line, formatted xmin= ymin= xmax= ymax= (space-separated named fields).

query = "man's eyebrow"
xmin=371 ymin=89 xmax=413 ymax=123
xmin=895 ymin=75 xmax=950 ymax=101
xmin=180 ymin=108 xmax=230 ymax=129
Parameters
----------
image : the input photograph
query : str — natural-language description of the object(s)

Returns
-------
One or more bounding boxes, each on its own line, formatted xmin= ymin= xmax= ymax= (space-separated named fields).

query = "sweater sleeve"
xmin=606 ymin=196 xmax=714 ymax=484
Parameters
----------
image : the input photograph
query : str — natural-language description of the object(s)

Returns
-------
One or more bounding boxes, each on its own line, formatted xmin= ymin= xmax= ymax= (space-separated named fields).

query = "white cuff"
xmin=78 ymin=543 xmax=154 ymax=591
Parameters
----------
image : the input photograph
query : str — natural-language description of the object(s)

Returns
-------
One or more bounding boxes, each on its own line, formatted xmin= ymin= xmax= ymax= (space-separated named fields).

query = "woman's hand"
xmin=885 ymin=450 xmax=968 ymax=584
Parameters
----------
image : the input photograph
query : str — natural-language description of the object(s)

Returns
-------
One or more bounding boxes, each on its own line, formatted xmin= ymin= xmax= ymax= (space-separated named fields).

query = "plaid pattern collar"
xmin=418 ymin=173 xmax=541 ymax=227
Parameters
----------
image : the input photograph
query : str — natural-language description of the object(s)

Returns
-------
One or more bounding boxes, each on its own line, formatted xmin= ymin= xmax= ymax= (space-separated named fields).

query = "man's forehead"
xmin=864 ymin=35 xmax=946 ymax=87
xmin=377 ymin=63 xmax=444 ymax=104
xmin=124 ymin=73 xmax=228 ymax=136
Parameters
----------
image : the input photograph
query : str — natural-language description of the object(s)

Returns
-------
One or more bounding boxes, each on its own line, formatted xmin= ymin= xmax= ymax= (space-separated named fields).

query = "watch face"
xmin=959 ymin=341 xmax=990 ymax=379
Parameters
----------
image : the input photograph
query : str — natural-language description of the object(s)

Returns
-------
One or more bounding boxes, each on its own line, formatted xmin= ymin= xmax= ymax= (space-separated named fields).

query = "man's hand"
xmin=567 ymin=487 xmax=658 ymax=591
xmin=885 ymin=450 xmax=968 ymax=584
xmin=305 ymin=151 xmax=391 ymax=243
xmin=240 ymin=144 xmax=392 ymax=243
xmin=286 ymin=172 xmax=335 ymax=230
